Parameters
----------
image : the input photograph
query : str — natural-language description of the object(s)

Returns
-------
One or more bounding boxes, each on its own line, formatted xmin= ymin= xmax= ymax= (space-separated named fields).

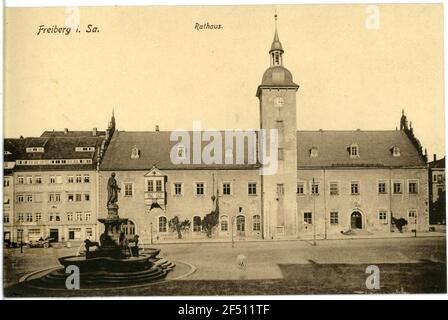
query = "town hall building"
xmin=96 ymin=21 xmax=430 ymax=243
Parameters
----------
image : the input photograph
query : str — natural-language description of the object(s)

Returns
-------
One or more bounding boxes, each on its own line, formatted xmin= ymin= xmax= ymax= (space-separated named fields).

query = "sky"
xmin=3 ymin=4 xmax=445 ymax=158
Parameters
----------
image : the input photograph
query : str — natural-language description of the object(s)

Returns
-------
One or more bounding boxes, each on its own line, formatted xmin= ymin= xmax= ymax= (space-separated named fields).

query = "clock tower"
xmin=257 ymin=15 xmax=299 ymax=238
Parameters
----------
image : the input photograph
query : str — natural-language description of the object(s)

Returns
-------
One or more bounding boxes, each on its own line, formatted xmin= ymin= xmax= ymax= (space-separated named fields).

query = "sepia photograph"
xmin=1 ymin=1 xmax=446 ymax=300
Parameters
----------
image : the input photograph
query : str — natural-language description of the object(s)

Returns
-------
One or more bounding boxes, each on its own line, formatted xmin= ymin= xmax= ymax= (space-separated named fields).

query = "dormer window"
xmin=310 ymin=147 xmax=318 ymax=158
xmin=349 ymin=144 xmax=359 ymax=157
xmin=392 ymin=146 xmax=401 ymax=157
xmin=4 ymin=151 xmax=11 ymax=155
xmin=26 ymin=147 xmax=44 ymax=153
xmin=131 ymin=146 xmax=140 ymax=160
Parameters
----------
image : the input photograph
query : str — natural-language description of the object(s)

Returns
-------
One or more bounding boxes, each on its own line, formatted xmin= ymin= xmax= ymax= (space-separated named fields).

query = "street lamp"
xmin=231 ymin=216 xmax=235 ymax=248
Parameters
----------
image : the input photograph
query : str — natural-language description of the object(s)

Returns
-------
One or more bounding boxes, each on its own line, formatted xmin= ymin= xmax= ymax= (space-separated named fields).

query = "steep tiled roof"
xmin=100 ymin=131 xmax=259 ymax=171
xmin=41 ymin=130 xmax=106 ymax=137
xmin=100 ymin=129 xmax=425 ymax=171
xmin=3 ymin=136 xmax=105 ymax=171
xmin=297 ymin=130 xmax=426 ymax=168
xmin=429 ymin=157 xmax=445 ymax=169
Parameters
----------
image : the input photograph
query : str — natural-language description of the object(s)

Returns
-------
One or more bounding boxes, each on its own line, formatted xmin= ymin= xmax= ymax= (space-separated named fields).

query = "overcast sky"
xmin=4 ymin=4 xmax=445 ymax=157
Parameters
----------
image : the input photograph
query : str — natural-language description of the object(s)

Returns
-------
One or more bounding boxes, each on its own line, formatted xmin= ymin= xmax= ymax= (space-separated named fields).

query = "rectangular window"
xmin=223 ymin=183 xmax=231 ymax=195
xmin=297 ymin=182 xmax=305 ymax=195
xmin=35 ymin=213 xmax=42 ymax=222
xmin=174 ymin=183 xmax=182 ymax=196
xmin=83 ymin=175 xmax=90 ymax=183
xmin=278 ymin=148 xmax=284 ymax=160
xmin=55 ymin=214 xmax=60 ymax=222
xmin=393 ymin=182 xmax=402 ymax=194
xmin=248 ymin=183 xmax=257 ymax=195
xmin=329 ymin=182 xmax=339 ymax=196
xmin=26 ymin=195 xmax=33 ymax=202
xmin=330 ymin=212 xmax=339 ymax=225
xmin=304 ymin=212 xmax=313 ymax=224
xmin=84 ymin=193 xmax=90 ymax=201
xmin=351 ymin=182 xmax=360 ymax=195
xmin=408 ymin=181 xmax=418 ymax=194
xmin=35 ymin=176 xmax=42 ymax=184
xmin=17 ymin=176 xmax=24 ymax=184
xmin=26 ymin=213 xmax=33 ymax=222
xmin=196 ymin=183 xmax=205 ymax=195
xmin=156 ymin=180 xmax=162 ymax=192
xmin=17 ymin=195 xmax=24 ymax=203
xmin=4 ymin=214 xmax=10 ymax=223
xmin=86 ymin=228 xmax=93 ymax=238
xmin=276 ymin=184 xmax=284 ymax=195
xmin=124 ymin=183 xmax=133 ymax=196
xmin=311 ymin=182 xmax=319 ymax=195
xmin=76 ymin=212 xmax=83 ymax=221
xmin=75 ymin=194 xmax=82 ymax=202
xmin=85 ymin=212 xmax=91 ymax=221
xmin=147 ymin=180 xmax=154 ymax=192
xmin=67 ymin=212 xmax=74 ymax=221
xmin=17 ymin=213 xmax=24 ymax=222
xmin=26 ymin=176 xmax=33 ymax=184
xmin=67 ymin=176 xmax=74 ymax=183
xmin=76 ymin=175 xmax=82 ymax=183
xmin=4 ymin=178 xmax=10 ymax=187
xmin=50 ymin=176 xmax=56 ymax=184
xmin=379 ymin=211 xmax=388 ymax=224
xmin=378 ymin=182 xmax=387 ymax=194
xmin=67 ymin=194 xmax=74 ymax=202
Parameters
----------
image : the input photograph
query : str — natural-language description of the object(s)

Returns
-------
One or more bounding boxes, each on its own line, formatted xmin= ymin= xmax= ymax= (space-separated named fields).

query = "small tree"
xmin=201 ymin=209 xmax=219 ymax=238
xmin=168 ymin=216 xmax=191 ymax=239
xmin=392 ymin=217 xmax=408 ymax=233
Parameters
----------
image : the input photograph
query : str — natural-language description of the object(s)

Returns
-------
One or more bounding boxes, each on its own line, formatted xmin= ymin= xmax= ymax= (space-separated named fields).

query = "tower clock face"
xmin=274 ymin=97 xmax=284 ymax=107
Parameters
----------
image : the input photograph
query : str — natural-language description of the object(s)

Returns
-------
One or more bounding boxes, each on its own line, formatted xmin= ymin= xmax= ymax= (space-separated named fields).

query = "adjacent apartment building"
xmin=2 ymin=118 xmax=114 ymax=245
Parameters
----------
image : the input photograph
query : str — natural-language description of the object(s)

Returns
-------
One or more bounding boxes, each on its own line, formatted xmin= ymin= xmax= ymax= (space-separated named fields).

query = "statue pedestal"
xmin=97 ymin=204 xmax=128 ymax=258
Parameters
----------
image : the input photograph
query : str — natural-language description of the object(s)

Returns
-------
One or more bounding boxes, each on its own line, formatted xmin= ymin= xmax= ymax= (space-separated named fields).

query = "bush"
xmin=168 ymin=216 xmax=191 ymax=239
xmin=392 ymin=217 xmax=408 ymax=233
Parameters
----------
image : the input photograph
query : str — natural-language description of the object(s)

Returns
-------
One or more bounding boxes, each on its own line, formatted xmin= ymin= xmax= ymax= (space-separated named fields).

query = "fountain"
xmin=38 ymin=172 xmax=175 ymax=288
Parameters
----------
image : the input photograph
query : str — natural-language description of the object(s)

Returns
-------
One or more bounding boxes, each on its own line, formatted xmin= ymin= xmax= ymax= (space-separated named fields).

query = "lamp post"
xmin=150 ymin=222 xmax=153 ymax=245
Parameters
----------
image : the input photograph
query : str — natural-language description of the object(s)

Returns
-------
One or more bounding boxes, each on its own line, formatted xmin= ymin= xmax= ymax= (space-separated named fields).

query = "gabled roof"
xmin=100 ymin=131 xmax=259 ymax=171
xmin=297 ymin=130 xmax=426 ymax=168
xmin=3 ymin=136 xmax=105 ymax=171
xmin=100 ymin=129 xmax=426 ymax=171
xmin=41 ymin=130 xmax=106 ymax=137
xmin=429 ymin=157 xmax=445 ymax=169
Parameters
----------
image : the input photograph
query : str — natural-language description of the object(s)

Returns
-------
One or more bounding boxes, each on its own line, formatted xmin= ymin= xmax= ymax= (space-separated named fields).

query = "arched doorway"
xmin=236 ymin=215 xmax=245 ymax=236
xmin=351 ymin=211 xmax=363 ymax=229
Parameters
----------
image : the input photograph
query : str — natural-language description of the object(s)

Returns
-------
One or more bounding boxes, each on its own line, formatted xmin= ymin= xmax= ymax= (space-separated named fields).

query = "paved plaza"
xmin=3 ymin=236 xmax=447 ymax=296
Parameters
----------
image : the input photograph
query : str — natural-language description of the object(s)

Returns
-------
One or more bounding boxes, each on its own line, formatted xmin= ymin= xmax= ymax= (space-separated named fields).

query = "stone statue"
xmin=107 ymin=172 xmax=121 ymax=206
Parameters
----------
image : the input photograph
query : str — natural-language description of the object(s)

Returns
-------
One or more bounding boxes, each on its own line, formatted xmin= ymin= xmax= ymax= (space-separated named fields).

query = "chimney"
xmin=64 ymin=128 xmax=69 ymax=135
xmin=434 ymin=154 xmax=437 ymax=162
xmin=92 ymin=128 xmax=97 ymax=136
xmin=155 ymin=125 xmax=160 ymax=132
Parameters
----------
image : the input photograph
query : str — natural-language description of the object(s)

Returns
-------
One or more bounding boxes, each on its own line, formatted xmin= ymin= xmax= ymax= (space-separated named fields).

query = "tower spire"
xmin=270 ymin=12 xmax=284 ymax=66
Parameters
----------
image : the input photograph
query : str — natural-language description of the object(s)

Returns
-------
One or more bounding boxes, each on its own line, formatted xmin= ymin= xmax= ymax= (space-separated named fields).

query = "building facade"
xmin=428 ymin=155 xmax=445 ymax=224
xmin=3 ymin=121 xmax=114 ymax=244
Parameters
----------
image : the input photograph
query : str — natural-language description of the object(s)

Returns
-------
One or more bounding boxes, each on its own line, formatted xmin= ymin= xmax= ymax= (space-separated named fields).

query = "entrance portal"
xmin=351 ymin=211 xmax=363 ymax=229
